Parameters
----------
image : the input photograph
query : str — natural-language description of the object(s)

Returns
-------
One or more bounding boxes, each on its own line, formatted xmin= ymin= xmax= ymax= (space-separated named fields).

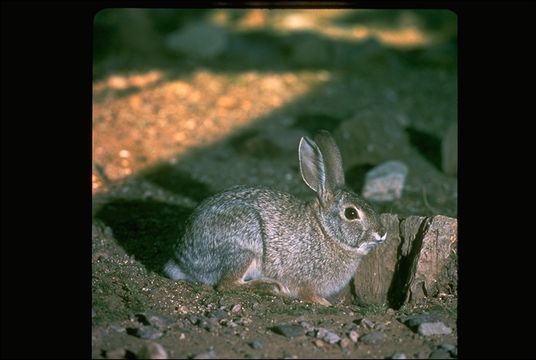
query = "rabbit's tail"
xmin=163 ymin=259 xmax=191 ymax=281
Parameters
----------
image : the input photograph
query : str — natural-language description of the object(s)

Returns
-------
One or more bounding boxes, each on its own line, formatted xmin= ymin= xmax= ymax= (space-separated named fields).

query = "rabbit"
xmin=164 ymin=130 xmax=386 ymax=306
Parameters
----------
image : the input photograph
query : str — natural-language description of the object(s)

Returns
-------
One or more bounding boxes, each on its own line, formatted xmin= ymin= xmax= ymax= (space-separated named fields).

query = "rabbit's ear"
xmin=299 ymin=136 xmax=328 ymax=201
xmin=313 ymin=130 xmax=345 ymax=188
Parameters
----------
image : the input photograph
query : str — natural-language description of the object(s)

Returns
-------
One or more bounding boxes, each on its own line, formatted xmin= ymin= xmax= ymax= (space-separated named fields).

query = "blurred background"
xmin=92 ymin=8 xmax=457 ymax=218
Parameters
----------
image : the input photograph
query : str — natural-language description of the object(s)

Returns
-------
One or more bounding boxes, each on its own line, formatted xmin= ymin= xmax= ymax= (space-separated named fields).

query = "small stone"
xmin=316 ymin=328 xmax=341 ymax=344
xmin=362 ymin=161 xmax=408 ymax=202
xmin=231 ymin=304 xmax=242 ymax=313
xmin=193 ymin=349 xmax=217 ymax=359
xmin=429 ymin=349 xmax=452 ymax=359
xmin=359 ymin=331 xmax=387 ymax=345
xmin=136 ymin=312 xmax=175 ymax=330
xmin=339 ymin=338 xmax=352 ymax=348
xmin=206 ymin=309 xmax=227 ymax=320
xmin=313 ymin=339 xmax=325 ymax=348
xmin=106 ymin=347 xmax=126 ymax=359
xmin=417 ymin=322 xmax=452 ymax=336
xmin=391 ymin=352 xmax=407 ymax=359
xmin=129 ymin=326 xmax=164 ymax=340
xmin=403 ymin=314 xmax=440 ymax=330
xmin=219 ymin=319 xmax=237 ymax=328
xmin=92 ymin=308 xmax=96 ymax=318
xmin=109 ymin=324 xmax=126 ymax=333
xmin=272 ymin=324 xmax=305 ymax=338
xmin=248 ymin=340 xmax=263 ymax=350
xmin=357 ymin=318 xmax=375 ymax=329
xmin=300 ymin=321 xmax=315 ymax=333
xmin=348 ymin=330 xmax=359 ymax=343
xmin=137 ymin=342 xmax=168 ymax=359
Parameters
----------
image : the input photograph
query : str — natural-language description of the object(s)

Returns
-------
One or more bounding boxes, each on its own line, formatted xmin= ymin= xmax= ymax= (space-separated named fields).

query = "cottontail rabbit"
xmin=164 ymin=130 xmax=386 ymax=306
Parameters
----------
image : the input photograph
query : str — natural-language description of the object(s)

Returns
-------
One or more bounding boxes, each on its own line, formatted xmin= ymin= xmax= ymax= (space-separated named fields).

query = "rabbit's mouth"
xmin=373 ymin=232 xmax=387 ymax=242
xmin=352 ymin=231 xmax=386 ymax=254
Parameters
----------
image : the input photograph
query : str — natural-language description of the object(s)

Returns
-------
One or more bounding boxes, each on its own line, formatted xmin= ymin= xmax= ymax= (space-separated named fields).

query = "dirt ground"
xmin=92 ymin=9 xmax=457 ymax=359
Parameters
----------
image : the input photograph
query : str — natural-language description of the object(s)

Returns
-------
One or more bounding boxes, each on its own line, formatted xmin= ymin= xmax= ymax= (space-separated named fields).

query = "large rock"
xmin=333 ymin=113 xmax=411 ymax=170
xmin=362 ymin=161 xmax=409 ymax=202
xmin=353 ymin=213 xmax=401 ymax=306
xmin=405 ymin=215 xmax=457 ymax=302
xmin=353 ymin=214 xmax=457 ymax=307
xmin=166 ymin=22 xmax=227 ymax=59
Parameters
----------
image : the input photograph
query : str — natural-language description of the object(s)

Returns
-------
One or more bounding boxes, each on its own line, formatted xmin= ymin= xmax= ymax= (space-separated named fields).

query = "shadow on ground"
xmin=94 ymin=199 xmax=192 ymax=275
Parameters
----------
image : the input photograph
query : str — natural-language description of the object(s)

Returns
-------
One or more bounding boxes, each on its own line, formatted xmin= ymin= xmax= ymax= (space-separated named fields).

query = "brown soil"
xmin=92 ymin=9 xmax=457 ymax=359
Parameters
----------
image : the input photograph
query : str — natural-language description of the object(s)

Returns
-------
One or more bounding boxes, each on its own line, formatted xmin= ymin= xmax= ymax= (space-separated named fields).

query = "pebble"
xmin=206 ymin=309 xmax=227 ymax=320
xmin=316 ymin=328 xmax=341 ymax=344
xmin=272 ymin=324 xmax=305 ymax=338
xmin=356 ymin=318 xmax=375 ymax=329
xmin=193 ymin=349 xmax=217 ymax=359
xmin=248 ymin=340 xmax=263 ymax=350
xmin=137 ymin=342 xmax=168 ymax=359
xmin=109 ymin=324 xmax=126 ymax=333
xmin=417 ymin=322 xmax=452 ymax=336
xmin=339 ymin=338 xmax=352 ymax=348
xmin=403 ymin=313 xmax=440 ymax=330
xmin=358 ymin=331 xmax=387 ymax=345
xmin=429 ymin=349 xmax=452 ymax=359
xmin=391 ymin=352 xmax=407 ymax=359
xmin=135 ymin=312 xmax=175 ymax=330
xmin=130 ymin=326 xmax=164 ymax=340
xmin=362 ymin=160 xmax=409 ymax=202
xmin=314 ymin=339 xmax=326 ymax=348
xmin=348 ymin=330 xmax=359 ymax=343
xmin=299 ymin=321 xmax=315 ymax=333
xmin=231 ymin=304 xmax=242 ymax=313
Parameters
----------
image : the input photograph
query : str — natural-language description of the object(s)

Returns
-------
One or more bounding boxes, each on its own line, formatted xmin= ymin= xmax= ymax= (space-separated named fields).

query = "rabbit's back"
xmin=170 ymin=185 xmax=305 ymax=285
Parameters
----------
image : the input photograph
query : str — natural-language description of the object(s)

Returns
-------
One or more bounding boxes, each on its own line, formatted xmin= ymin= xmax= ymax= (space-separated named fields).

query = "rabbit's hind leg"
xmin=215 ymin=252 xmax=289 ymax=298
xmin=298 ymin=287 xmax=332 ymax=307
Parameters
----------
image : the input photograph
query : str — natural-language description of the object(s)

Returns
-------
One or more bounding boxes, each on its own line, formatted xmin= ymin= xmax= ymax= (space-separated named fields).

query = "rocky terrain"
xmin=92 ymin=9 xmax=457 ymax=359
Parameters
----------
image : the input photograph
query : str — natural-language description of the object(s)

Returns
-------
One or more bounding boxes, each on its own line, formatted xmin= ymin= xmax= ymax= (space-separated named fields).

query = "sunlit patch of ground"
xmin=211 ymin=9 xmax=435 ymax=48
xmin=92 ymin=69 xmax=331 ymax=192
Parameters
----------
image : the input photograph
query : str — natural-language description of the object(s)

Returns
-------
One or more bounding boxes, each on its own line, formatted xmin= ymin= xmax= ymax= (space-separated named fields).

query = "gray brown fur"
xmin=164 ymin=130 xmax=386 ymax=306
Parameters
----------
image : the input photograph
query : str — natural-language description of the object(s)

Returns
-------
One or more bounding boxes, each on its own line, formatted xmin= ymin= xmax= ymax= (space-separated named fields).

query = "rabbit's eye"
xmin=344 ymin=207 xmax=359 ymax=220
